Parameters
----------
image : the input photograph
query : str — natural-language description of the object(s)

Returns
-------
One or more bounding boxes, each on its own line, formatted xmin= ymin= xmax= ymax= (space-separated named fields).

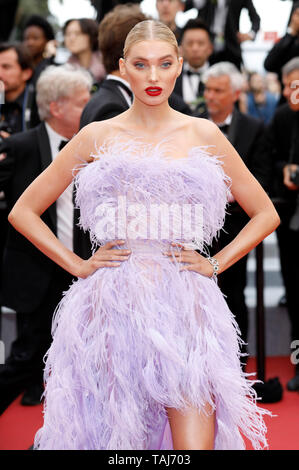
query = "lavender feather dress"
xmin=34 ymin=139 xmax=270 ymax=450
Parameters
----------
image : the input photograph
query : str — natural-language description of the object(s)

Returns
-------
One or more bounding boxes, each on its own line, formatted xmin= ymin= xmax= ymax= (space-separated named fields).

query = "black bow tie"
xmin=218 ymin=124 xmax=230 ymax=135
xmin=59 ymin=140 xmax=69 ymax=151
xmin=185 ymin=70 xmax=201 ymax=77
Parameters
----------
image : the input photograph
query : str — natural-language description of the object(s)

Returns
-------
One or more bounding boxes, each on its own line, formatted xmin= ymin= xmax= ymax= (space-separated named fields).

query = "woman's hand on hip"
xmin=163 ymin=242 xmax=214 ymax=278
xmin=76 ymin=240 xmax=131 ymax=278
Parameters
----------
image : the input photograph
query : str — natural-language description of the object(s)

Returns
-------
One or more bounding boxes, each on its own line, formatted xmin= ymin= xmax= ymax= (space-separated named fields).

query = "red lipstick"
xmin=145 ymin=87 xmax=162 ymax=96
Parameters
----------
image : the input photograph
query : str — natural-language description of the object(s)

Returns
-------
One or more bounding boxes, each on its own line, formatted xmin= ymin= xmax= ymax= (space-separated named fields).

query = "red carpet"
xmin=0 ymin=356 xmax=298 ymax=450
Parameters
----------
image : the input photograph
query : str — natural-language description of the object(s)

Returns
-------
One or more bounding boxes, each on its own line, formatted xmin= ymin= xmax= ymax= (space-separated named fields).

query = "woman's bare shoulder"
xmin=181 ymin=115 xmax=223 ymax=148
xmin=192 ymin=116 xmax=220 ymax=135
xmin=79 ymin=115 xmax=128 ymax=141
xmin=78 ymin=120 xmax=110 ymax=139
xmin=75 ymin=121 xmax=119 ymax=155
xmin=177 ymin=114 xmax=219 ymax=133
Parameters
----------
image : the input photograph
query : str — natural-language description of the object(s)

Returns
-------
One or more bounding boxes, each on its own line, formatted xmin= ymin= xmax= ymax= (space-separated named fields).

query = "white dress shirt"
xmin=45 ymin=122 xmax=74 ymax=252
xmin=213 ymin=112 xmax=232 ymax=137
xmin=182 ymin=62 xmax=209 ymax=110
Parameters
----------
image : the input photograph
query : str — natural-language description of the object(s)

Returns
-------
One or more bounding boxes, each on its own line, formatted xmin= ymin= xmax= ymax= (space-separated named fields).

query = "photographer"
xmin=263 ymin=57 xmax=299 ymax=391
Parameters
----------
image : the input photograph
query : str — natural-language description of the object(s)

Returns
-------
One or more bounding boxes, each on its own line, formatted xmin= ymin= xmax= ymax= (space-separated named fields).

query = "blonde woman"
xmin=9 ymin=20 xmax=280 ymax=450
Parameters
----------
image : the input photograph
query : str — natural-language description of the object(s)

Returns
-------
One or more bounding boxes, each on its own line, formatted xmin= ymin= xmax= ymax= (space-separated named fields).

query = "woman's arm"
xmin=8 ymin=123 xmax=131 ymax=278
xmin=209 ymin=124 xmax=280 ymax=274
xmin=167 ymin=122 xmax=280 ymax=276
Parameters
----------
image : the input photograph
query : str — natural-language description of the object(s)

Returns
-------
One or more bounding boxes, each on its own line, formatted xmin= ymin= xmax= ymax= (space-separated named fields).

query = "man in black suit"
xmin=173 ymin=18 xmax=213 ymax=117
xmin=80 ymin=4 xmax=147 ymax=127
xmin=0 ymin=64 xmax=92 ymax=413
xmin=80 ymin=3 xmax=191 ymax=129
xmin=184 ymin=0 xmax=261 ymax=70
xmin=202 ymin=62 xmax=267 ymax=367
xmin=262 ymin=57 xmax=299 ymax=391
xmin=264 ymin=1 xmax=299 ymax=84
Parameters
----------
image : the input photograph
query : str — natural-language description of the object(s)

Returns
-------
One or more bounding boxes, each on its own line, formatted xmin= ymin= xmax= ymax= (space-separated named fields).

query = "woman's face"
xmin=64 ymin=20 xmax=90 ymax=55
xmin=24 ymin=26 xmax=48 ymax=59
xmin=120 ymin=40 xmax=183 ymax=106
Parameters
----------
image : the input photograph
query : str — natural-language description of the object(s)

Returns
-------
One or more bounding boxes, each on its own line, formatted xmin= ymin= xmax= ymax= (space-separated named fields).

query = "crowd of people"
xmin=0 ymin=0 xmax=298 ymax=421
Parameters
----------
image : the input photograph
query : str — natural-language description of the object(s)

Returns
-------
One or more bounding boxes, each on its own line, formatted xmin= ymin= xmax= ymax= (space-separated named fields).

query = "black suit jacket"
xmin=80 ymin=78 xmax=192 ymax=128
xmin=0 ymin=122 xmax=92 ymax=312
xmin=227 ymin=108 xmax=265 ymax=174
xmin=80 ymin=79 xmax=129 ymax=127
xmin=185 ymin=0 xmax=260 ymax=68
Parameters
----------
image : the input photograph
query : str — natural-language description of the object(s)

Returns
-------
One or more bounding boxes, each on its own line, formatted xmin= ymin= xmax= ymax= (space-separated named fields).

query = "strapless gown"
xmin=34 ymin=139 xmax=270 ymax=450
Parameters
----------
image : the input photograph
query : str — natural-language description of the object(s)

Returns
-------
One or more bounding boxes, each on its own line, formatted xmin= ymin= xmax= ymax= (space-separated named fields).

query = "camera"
xmin=290 ymin=166 xmax=299 ymax=186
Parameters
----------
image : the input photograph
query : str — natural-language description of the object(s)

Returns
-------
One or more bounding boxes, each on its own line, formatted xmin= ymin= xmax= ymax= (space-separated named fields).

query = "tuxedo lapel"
xmin=104 ymin=79 xmax=132 ymax=107
xmin=37 ymin=122 xmax=57 ymax=231
xmin=227 ymin=109 xmax=238 ymax=146
xmin=174 ymin=73 xmax=183 ymax=97
xmin=228 ymin=108 xmax=252 ymax=163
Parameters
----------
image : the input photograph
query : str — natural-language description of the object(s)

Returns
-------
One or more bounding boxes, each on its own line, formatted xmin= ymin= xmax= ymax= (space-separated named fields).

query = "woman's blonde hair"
xmin=123 ymin=20 xmax=179 ymax=59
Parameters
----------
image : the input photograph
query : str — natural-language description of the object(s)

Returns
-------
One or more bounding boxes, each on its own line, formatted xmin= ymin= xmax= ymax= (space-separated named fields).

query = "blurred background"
xmin=0 ymin=0 xmax=294 ymax=69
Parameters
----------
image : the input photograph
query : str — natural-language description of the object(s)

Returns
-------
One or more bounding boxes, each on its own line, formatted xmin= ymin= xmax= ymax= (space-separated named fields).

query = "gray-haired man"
xmin=0 ymin=64 xmax=91 ymax=413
